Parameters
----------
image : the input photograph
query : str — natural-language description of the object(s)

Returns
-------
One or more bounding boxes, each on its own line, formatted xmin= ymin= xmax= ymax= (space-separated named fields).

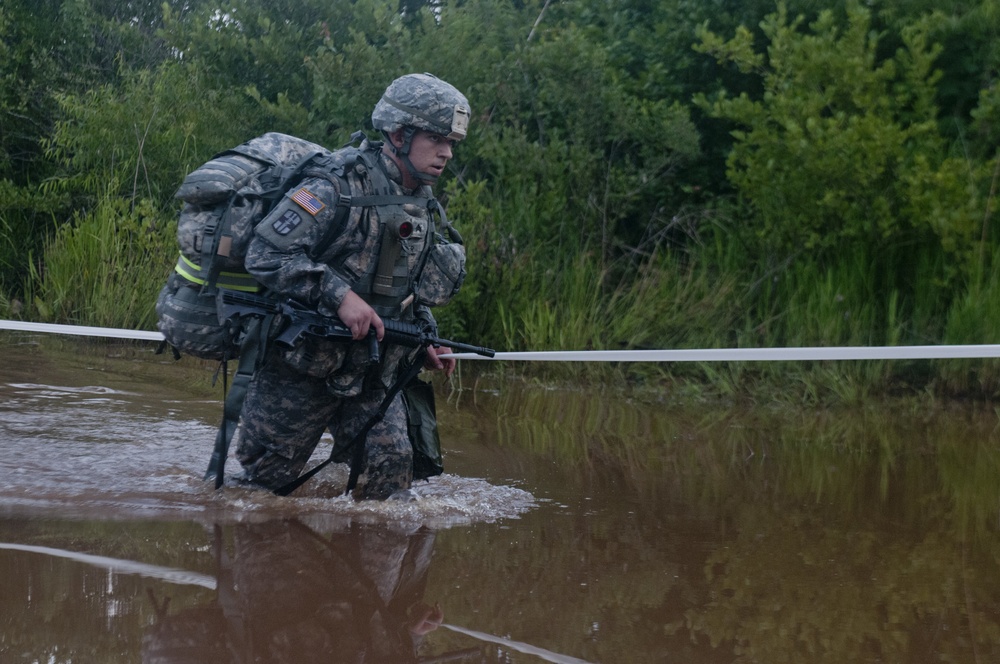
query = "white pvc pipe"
xmin=0 ymin=319 xmax=163 ymax=342
xmin=4 ymin=318 xmax=1000 ymax=362
xmin=442 ymin=345 xmax=1000 ymax=362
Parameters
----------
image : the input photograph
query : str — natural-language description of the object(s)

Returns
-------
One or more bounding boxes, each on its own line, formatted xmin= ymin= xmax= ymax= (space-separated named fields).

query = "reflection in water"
xmin=448 ymin=387 xmax=1000 ymax=662
xmin=0 ymin=518 xmax=596 ymax=664
xmin=142 ymin=520 xmax=460 ymax=664
xmin=4 ymin=337 xmax=1000 ymax=662
xmin=478 ymin=384 xmax=1000 ymax=538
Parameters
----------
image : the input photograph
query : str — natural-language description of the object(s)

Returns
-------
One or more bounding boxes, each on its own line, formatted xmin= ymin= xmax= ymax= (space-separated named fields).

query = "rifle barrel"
xmin=437 ymin=339 xmax=496 ymax=358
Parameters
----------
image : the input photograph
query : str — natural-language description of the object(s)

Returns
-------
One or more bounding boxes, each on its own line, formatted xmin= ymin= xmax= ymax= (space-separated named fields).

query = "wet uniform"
xmin=234 ymin=145 xmax=434 ymax=500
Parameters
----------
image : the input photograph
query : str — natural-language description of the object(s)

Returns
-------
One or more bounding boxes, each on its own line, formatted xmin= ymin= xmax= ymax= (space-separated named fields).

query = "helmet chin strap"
xmin=384 ymin=128 xmax=439 ymax=186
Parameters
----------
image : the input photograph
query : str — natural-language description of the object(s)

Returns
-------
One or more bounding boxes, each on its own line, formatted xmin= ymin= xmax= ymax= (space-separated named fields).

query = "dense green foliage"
xmin=2 ymin=0 xmax=1000 ymax=399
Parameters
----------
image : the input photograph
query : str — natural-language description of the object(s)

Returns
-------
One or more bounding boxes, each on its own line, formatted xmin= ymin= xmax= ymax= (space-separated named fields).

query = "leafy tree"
xmin=0 ymin=1 xmax=86 ymax=289
xmin=0 ymin=0 xmax=195 ymax=292
xmin=166 ymin=2 xmax=314 ymax=102
xmin=875 ymin=0 xmax=1000 ymax=157
xmin=696 ymin=2 xmax=986 ymax=295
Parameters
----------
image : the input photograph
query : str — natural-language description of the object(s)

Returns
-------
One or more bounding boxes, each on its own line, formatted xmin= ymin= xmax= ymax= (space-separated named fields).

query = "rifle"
xmin=205 ymin=289 xmax=493 ymax=492
xmin=214 ymin=289 xmax=491 ymax=496
xmin=220 ymin=289 xmax=496 ymax=359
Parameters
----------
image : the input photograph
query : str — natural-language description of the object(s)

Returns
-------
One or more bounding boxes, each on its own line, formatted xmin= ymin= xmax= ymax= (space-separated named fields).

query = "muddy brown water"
xmin=2 ymin=334 xmax=1000 ymax=663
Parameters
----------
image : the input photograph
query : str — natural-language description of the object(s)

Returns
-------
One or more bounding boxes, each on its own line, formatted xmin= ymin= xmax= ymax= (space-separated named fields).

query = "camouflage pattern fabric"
xmin=234 ymin=350 xmax=413 ymax=500
xmin=155 ymin=274 xmax=240 ymax=361
xmin=247 ymin=147 xmax=432 ymax=325
xmin=414 ymin=241 xmax=466 ymax=307
xmin=235 ymin=144 xmax=433 ymax=499
xmin=371 ymin=72 xmax=471 ymax=140
xmin=175 ymin=132 xmax=333 ymax=273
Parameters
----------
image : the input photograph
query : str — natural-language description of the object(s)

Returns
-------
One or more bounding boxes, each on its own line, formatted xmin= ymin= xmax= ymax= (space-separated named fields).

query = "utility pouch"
xmin=403 ymin=377 xmax=443 ymax=480
xmin=414 ymin=242 xmax=466 ymax=307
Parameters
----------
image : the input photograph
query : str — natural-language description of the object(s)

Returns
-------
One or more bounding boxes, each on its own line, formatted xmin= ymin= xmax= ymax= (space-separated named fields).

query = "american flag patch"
xmin=291 ymin=187 xmax=325 ymax=215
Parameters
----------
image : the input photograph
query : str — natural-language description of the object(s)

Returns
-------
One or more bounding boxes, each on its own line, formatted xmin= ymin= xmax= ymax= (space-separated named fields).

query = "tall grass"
xmin=26 ymin=194 xmax=175 ymax=330
xmin=663 ymin=234 xmax=995 ymax=403
xmin=471 ymin=225 xmax=1000 ymax=402
xmin=489 ymin=247 xmax=741 ymax=383
xmin=936 ymin=250 xmax=1000 ymax=396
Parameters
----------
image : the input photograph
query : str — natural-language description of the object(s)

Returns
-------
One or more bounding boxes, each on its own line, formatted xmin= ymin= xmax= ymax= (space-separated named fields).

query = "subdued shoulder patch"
xmin=271 ymin=209 xmax=303 ymax=236
xmin=291 ymin=187 xmax=326 ymax=216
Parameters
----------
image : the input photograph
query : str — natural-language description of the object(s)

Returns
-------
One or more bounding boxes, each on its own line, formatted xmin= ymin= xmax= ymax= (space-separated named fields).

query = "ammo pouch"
xmin=403 ymin=377 xmax=443 ymax=480
xmin=414 ymin=242 xmax=466 ymax=307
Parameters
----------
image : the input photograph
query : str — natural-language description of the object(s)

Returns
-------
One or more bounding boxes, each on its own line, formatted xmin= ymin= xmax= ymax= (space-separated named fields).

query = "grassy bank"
xmin=5 ymin=190 xmax=1000 ymax=405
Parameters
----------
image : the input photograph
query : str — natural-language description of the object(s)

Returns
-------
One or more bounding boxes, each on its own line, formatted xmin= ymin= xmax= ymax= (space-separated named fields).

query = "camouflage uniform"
xmin=234 ymin=150 xmax=430 ymax=500
xmin=234 ymin=74 xmax=470 ymax=500
xmin=141 ymin=520 xmax=438 ymax=663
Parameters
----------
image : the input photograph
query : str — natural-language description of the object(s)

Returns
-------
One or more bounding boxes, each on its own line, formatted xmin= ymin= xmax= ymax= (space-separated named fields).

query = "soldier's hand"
xmin=408 ymin=602 xmax=444 ymax=635
xmin=424 ymin=344 xmax=456 ymax=377
xmin=337 ymin=291 xmax=384 ymax=341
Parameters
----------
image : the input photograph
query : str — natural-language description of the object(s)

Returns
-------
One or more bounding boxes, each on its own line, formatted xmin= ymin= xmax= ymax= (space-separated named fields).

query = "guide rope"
xmin=4 ymin=319 xmax=1000 ymax=362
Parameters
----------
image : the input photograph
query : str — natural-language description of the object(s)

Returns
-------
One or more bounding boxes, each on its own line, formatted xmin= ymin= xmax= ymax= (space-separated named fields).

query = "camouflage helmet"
xmin=372 ymin=73 xmax=471 ymax=141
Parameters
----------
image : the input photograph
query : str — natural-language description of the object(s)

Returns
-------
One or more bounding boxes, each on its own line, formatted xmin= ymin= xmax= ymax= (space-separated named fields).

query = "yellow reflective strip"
xmin=217 ymin=269 xmax=260 ymax=291
xmin=179 ymin=254 xmax=202 ymax=271
xmin=216 ymin=276 xmax=262 ymax=292
xmin=174 ymin=255 xmax=206 ymax=285
xmin=220 ymin=284 xmax=262 ymax=293
xmin=174 ymin=254 xmax=261 ymax=292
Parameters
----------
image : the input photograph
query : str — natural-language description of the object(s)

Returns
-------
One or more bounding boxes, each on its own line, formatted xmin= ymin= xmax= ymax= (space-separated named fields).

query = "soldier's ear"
xmin=387 ymin=129 xmax=406 ymax=149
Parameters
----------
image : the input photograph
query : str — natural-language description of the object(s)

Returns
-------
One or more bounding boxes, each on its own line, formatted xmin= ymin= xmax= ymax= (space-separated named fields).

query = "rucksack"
xmin=155 ymin=132 xmax=335 ymax=361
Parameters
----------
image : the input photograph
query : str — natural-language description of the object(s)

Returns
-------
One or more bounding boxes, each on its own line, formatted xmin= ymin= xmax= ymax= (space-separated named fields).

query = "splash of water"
xmin=0 ymin=380 xmax=535 ymax=527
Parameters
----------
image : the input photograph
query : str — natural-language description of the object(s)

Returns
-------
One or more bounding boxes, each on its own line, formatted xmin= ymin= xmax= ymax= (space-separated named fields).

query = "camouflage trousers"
xmin=234 ymin=353 xmax=413 ymax=500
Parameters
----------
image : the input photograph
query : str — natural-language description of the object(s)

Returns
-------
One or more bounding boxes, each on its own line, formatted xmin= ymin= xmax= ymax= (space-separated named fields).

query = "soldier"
xmin=232 ymin=73 xmax=470 ymax=500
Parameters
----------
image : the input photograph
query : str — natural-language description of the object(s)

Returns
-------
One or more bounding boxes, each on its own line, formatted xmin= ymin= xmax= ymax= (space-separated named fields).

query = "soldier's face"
xmin=406 ymin=130 xmax=455 ymax=180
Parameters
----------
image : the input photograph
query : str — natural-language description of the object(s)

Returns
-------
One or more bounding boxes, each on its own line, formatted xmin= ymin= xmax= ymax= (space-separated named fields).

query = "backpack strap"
xmin=205 ymin=313 xmax=275 ymax=488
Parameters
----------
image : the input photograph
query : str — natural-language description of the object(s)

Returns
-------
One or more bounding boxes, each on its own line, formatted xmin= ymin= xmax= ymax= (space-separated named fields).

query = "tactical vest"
xmin=293 ymin=140 xmax=466 ymax=320
xmin=315 ymin=143 xmax=438 ymax=320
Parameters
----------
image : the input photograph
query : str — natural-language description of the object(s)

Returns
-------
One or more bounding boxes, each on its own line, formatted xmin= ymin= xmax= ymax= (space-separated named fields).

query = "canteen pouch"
xmin=414 ymin=242 xmax=466 ymax=307
xmin=403 ymin=377 xmax=443 ymax=480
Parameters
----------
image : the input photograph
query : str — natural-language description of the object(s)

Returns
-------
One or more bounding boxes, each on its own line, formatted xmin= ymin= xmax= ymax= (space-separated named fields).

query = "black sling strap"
xmin=205 ymin=314 xmax=274 ymax=489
